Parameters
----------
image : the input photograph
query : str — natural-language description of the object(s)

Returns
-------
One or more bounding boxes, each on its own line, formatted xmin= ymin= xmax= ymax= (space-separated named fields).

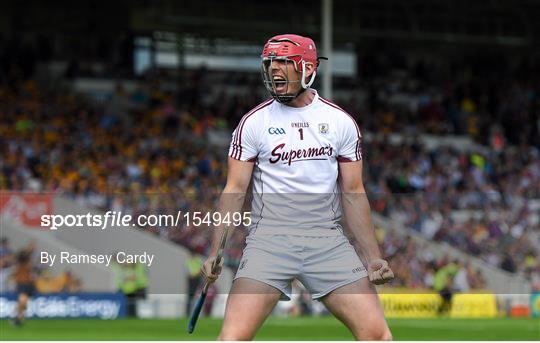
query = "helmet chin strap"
xmin=301 ymin=60 xmax=316 ymax=89
xmin=274 ymin=87 xmax=306 ymax=103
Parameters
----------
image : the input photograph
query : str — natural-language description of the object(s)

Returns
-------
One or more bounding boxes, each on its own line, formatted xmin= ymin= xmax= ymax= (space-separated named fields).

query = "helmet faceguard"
xmin=261 ymin=55 xmax=316 ymax=103
xmin=261 ymin=35 xmax=322 ymax=104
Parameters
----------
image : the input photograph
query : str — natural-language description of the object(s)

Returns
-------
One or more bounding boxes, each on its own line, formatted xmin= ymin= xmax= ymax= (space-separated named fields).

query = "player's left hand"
xmin=368 ymin=258 xmax=394 ymax=285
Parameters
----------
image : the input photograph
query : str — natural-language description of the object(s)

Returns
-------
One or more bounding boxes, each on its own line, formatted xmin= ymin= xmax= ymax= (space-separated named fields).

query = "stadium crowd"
xmin=365 ymin=138 xmax=539 ymax=278
xmin=1 ymin=51 xmax=539 ymax=292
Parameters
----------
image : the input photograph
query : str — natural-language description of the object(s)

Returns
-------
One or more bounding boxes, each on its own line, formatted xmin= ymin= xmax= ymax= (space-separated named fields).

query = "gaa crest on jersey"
xmin=268 ymin=127 xmax=286 ymax=135
xmin=318 ymin=123 xmax=329 ymax=134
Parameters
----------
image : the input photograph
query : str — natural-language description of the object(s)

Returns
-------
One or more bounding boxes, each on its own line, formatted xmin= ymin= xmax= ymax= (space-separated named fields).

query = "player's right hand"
xmin=201 ymin=256 xmax=223 ymax=284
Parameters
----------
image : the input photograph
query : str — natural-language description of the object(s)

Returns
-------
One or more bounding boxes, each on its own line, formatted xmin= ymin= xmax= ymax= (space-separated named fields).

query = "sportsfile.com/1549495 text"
xmin=40 ymin=211 xmax=251 ymax=230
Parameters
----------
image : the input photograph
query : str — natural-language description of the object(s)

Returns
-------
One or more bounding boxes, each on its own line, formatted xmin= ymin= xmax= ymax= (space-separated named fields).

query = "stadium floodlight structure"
xmin=321 ymin=0 xmax=333 ymax=100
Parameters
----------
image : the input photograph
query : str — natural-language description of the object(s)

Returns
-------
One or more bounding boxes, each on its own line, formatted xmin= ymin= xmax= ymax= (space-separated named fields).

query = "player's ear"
xmin=304 ymin=62 xmax=315 ymax=78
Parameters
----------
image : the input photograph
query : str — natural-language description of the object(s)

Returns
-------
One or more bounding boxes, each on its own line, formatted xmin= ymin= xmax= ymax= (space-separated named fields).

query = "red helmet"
xmin=261 ymin=34 xmax=318 ymax=72
xmin=261 ymin=34 xmax=324 ymax=103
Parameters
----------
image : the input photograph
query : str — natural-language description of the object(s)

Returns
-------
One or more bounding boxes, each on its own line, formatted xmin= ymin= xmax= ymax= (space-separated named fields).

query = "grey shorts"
xmin=234 ymin=234 xmax=368 ymax=300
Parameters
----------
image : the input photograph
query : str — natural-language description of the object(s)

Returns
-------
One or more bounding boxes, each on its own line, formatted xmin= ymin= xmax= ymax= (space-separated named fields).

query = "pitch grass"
xmin=0 ymin=317 xmax=538 ymax=340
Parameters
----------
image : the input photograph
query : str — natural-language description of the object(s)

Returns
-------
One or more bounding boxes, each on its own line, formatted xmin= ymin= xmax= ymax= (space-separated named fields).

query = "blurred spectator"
xmin=111 ymin=256 xmax=148 ymax=317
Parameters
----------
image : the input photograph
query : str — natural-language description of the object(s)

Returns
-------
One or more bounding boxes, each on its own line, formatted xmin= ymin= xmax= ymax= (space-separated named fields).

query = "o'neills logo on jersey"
xmin=269 ymin=143 xmax=333 ymax=165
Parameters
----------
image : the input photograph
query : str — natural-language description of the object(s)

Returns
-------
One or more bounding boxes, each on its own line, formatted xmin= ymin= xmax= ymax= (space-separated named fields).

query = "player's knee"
xmin=19 ymin=294 xmax=29 ymax=304
xmin=218 ymin=333 xmax=253 ymax=341
xmin=218 ymin=329 xmax=254 ymax=341
xmin=358 ymin=327 xmax=392 ymax=341
xmin=372 ymin=328 xmax=392 ymax=341
xmin=380 ymin=329 xmax=393 ymax=341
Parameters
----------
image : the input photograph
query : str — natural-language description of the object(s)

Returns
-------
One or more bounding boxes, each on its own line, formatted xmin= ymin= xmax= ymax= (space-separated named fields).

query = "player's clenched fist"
xmin=201 ymin=256 xmax=223 ymax=284
xmin=368 ymin=259 xmax=394 ymax=285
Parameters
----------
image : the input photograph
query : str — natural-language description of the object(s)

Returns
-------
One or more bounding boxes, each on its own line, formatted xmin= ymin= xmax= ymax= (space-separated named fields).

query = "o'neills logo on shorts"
xmin=269 ymin=143 xmax=333 ymax=165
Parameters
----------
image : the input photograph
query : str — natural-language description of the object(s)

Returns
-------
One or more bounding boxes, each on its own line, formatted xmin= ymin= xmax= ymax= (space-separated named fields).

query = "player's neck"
xmin=286 ymin=89 xmax=316 ymax=108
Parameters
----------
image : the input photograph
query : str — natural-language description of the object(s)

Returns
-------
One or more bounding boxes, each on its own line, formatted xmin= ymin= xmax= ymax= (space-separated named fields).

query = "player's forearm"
xmin=208 ymin=188 xmax=246 ymax=257
xmin=341 ymin=191 xmax=382 ymax=262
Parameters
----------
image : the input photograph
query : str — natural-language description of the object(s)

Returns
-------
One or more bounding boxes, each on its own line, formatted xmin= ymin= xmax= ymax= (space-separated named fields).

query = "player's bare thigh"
xmin=218 ymin=278 xmax=281 ymax=341
xmin=321 ymin=277 xmax=392 ymax=341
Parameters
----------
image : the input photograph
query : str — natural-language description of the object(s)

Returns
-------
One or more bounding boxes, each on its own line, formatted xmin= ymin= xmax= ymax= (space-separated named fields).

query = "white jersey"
xmin=228 ymin=90 xmax=362 ymax=236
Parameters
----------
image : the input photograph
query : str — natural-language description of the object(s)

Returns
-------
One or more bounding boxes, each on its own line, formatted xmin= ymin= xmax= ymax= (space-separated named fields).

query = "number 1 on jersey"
xmin=298 ymin=128 xmax=304 ymax=140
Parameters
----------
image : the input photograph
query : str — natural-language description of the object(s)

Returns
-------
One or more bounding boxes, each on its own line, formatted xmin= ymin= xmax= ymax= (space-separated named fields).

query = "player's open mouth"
xmin=273 ymin=76 xmax=287 ymax=92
